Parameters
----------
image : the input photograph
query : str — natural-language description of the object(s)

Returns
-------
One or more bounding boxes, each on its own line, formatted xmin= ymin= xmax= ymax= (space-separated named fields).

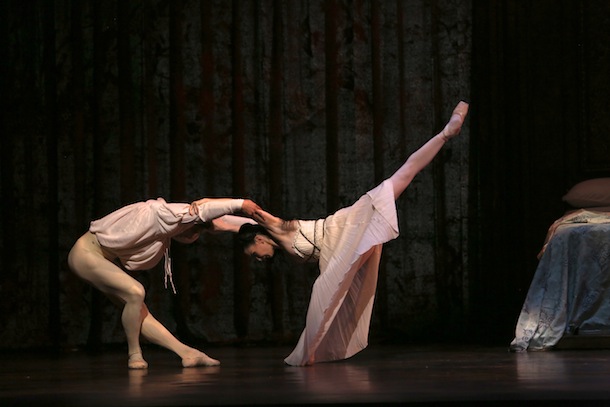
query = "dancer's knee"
xmin=124 ymin=282 xmax=146 ymax=304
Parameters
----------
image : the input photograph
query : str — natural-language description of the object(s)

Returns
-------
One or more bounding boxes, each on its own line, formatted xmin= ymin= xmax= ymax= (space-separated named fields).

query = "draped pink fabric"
xmin=285 ymin=180 xmax=399 ymax=366
xmin=89 ymin=198 xmax=243 ymax=271
xmin=90 ymin=198 xmax=197 ymax=271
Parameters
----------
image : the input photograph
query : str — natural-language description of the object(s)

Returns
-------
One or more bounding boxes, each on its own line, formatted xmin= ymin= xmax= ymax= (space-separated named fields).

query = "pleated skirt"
xmin=284 ymin=179 xmax=399 ymax=366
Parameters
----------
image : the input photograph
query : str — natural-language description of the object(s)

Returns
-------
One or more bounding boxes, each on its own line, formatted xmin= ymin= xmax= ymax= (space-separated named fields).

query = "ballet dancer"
xmin=232 ymin=101 xmax=469 ymax=366
xmin=68 ymin=197 xmax=260 ymax=369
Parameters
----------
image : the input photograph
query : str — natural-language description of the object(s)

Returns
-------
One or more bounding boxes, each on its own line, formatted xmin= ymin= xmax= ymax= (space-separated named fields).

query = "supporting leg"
xmin=68 ymin=232 xmax=220 ymax=369
xmin=68 ymin=233 xmax=150 ymax=369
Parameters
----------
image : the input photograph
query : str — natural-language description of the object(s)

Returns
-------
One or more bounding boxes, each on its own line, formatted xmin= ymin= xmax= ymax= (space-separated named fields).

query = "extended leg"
xmin=389 ymin=101 xmax=469 ymax=199
xmin=140 ymin=311 xmax=221 ymax=367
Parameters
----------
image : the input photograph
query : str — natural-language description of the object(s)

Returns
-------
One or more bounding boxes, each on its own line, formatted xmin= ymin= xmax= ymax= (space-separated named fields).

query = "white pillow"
xmin=563 ymin=178 xmax=610 ymax=208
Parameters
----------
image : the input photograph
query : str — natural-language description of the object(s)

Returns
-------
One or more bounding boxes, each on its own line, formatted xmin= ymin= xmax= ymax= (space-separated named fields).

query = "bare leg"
xmin=389 ymin=101 xmax=469 ymax=199
xmin=68 ymin=233 xmax=149 ymax=369
xmin=126 ymin=305 xmax=149 ymax=369
xmin=68 ymin=232 xmax=220 ymax=368
xmin=140 ymin=311 xmax=220 ymax=367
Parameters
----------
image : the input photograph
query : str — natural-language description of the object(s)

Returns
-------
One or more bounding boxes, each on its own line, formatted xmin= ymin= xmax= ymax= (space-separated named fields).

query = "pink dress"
xmin=284 ymin=179 xmax=399 ymax=366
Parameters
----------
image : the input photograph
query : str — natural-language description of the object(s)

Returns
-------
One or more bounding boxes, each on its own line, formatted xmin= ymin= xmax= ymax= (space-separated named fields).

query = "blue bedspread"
xmin=510 ymin=212 xmax=610 ymax=352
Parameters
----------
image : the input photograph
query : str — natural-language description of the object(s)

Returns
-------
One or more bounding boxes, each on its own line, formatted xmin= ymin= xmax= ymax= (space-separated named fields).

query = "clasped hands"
xmin=188 ymin=198 xmax=262 ymax=219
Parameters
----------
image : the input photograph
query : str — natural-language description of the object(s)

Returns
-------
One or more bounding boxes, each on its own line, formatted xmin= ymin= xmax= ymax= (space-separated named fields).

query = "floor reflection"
xmin=4 ymin=345 xmax=610 ymax=406
xmin=128 ymin=364 xmax=222 ymax=399
xmin=515 ymin=351 xmax=568 ymax=382
xmin=286 ymin=362 xmax=373 ymax=395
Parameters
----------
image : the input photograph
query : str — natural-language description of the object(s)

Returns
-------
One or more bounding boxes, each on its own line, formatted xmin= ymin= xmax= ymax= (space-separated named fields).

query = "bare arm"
xmin=188 ymin=198 xmax=261 ymax=221
xmin=251 ymin=207 xmax=284 ymax=234
xmin=209 ymin=215 xmax=257 ymax=233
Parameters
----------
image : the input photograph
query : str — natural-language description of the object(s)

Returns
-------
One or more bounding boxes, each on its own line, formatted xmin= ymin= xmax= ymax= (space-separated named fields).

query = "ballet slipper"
xmin=128 ymin=351 xmax=149 ymax=370
xmin=181 ymin=351 xmax=221 ymax=368
xmin=441 ymin=101 xmax=469 ymax=141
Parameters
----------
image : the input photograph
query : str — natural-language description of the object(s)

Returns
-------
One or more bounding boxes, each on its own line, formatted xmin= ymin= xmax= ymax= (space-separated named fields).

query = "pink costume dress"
xmin=89 ymin=197 xmax=244 ymax=293
xmin=284 ymin=179 xmax=399 ymax=366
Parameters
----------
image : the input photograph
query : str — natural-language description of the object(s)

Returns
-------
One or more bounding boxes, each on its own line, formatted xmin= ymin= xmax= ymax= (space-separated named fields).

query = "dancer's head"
xmin=237 ymin=223 xmax=276 ymax=261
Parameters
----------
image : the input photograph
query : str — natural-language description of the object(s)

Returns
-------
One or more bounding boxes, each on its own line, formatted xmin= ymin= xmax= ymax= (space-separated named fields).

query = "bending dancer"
xmin=235 ymin=101 xmax=469 ymax=366
xmin=68 ymin=197 xmax=260 ymax=369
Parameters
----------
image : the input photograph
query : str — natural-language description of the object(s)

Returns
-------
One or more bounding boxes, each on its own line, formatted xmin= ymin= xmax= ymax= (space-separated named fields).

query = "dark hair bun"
xmin=237 ymin=223 xmax=269 ymax=246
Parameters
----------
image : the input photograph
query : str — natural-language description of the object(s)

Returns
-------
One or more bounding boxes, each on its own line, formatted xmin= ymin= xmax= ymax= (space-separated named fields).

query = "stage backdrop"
xmin=471 ymin=0 xmax=610 ymax=341
xmin=0 ymin=0 xmax=471 ymax=350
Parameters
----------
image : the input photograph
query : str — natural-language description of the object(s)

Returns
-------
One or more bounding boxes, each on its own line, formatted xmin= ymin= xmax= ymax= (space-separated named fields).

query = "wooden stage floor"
xmin=2 ymin=344 xmax=610 ymax=406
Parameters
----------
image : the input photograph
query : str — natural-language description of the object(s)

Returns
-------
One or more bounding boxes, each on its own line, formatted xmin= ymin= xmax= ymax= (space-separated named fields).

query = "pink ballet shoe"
xmin=128 ymin=351 xmax=149 ymax=370
xmin=181 ymin=351 xmax=220 ymax=368
xmin=441 ymin=101 xmax=469 ymax=140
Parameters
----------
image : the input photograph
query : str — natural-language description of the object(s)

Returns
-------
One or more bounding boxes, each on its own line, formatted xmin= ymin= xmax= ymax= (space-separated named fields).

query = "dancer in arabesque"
xmin=229 ymin=101 xmax=469 ymax=366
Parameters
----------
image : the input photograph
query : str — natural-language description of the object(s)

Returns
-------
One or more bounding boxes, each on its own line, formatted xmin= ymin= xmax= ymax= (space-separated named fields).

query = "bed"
xmin=510 ymin=178 xmax=610 ymax=351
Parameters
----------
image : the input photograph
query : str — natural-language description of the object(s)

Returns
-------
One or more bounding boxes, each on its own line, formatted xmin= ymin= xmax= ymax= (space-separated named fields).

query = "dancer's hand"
xmin=252 ymin=210 xmax=265 ymax=223
xmin=249 ymin=207 xmax=281 ymax=230
xmin=241 ymin=199 xmax=262 ymax=217
xmin=188 ymin=198 xmax=209 ymax=216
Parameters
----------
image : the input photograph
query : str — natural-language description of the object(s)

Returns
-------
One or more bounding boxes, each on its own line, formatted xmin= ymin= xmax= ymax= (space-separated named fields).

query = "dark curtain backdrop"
xmin=471 ymin=0 xmax=610 ymax=341
xmin=1 ymin=0 xmax=471 ymax=350
xmin=4 ymin=0 xmax=610 ymax=353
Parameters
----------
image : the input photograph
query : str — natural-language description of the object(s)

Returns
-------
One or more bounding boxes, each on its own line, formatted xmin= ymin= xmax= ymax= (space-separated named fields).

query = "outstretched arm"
xmin=209 ymin=215 xmax=257 ymax=233
xmin=188 ymin=198 xmax=261 ymax=221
